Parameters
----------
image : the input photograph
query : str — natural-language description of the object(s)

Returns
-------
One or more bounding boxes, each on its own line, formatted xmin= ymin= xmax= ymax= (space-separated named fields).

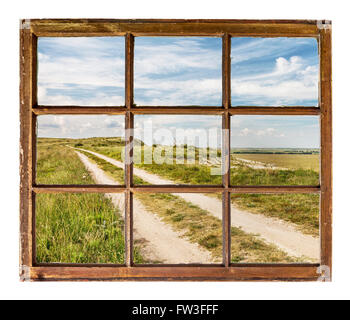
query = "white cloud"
xmin=38 ymin=38 xmax=125 ymax=106
xmin=231 ymin=56 xmax=318 ymax=105
xmin=38 ymin=115 xmax=125 ymax=139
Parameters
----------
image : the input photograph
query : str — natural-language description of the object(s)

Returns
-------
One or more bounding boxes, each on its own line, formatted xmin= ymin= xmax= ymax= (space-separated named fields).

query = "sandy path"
xmin=77 ymin=148 xmax=320 ymax=261
xmin=75 ymin=151 xmax=214 ymax=264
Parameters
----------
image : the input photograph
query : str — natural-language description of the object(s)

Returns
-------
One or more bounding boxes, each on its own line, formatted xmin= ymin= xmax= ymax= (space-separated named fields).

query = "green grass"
xmin=232 ymin=153 xmax=320 ymax=172
xmin=37 ymin=137 xmax=320 ymax=252
xmin=231 ymin=194 xmax=320 ymax=236
xmin=37 ymin=142 xmax=94 ymax=184
xmin=230 ymin=165 xmax=319 ymax=186
xmin=73 ymin=139 xmax=319 ymax=237
xmin=35 ymin=142 xmax=143 ymax=264
xmin=76 ymin=142 xmax=319 ymax=186
xmin=36 ymin=193 xmax=127 ymax=264
xmin=80 ymin=150 xmax=306 ymax=263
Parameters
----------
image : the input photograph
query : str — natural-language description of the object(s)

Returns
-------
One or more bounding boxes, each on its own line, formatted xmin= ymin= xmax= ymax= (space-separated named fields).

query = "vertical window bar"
xmin=320 ymin=27 xmax=332 ymax=277
xmin=222 ymin=34 xmax=231 ymax=266
xmin=125 ymin=33 xmax=135 ymax=266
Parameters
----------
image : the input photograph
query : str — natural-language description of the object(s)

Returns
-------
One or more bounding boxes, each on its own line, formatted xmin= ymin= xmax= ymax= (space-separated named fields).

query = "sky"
xmin=37 ymin=36 xmax=320 ymax=148
xmin=231 ymin=115 xmax=320 ymax=148
xmin=231 ymin=37 xmax=319 ymax=106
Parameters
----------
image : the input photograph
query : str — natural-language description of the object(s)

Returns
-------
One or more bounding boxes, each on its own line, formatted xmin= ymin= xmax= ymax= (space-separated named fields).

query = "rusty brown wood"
xmin=131 ymin=106 xmax=225 ymax=114
xmin=33 ymin=106 xmax=320 ymax=115
xmin=222 ymin=34 xmax=231 ymax=109
xmin=222 ymin=191 xmax=231 ymax=267
xmin=125 ymin=33 xmax=134 ymax=109
xmin=32 ymin=113 xmax=37 ymax=186
xmin=131 ymin=185 xmax=223 ymax=193
xmin=20 ymin=27 xmax=35 ymax=272
xmin=125 ymin=33 xmax=135 ymax=266
xmin=20 ymin=19 xmax=331 ymax=282
xmin=32 ymin=185 xmax=320 ymax=194
xmin=29 ymin=265 xmax=319 ymax=281
xmin=320 ymin=27 xmax=332 ymax=278
xmin=221 ymin=34 xmax=231 ymax=266
xmin=29 ymin=19 xmax=320 ymax=37
xmin=33 ymin=106 xmax=126 ymax=115
xmin=33 ymin=185 xmax=126 ymax=193
xmin=229 ymin=107 xmax=321 ymax=115
xmin=229 ymin=186 xmax=320 ymax=194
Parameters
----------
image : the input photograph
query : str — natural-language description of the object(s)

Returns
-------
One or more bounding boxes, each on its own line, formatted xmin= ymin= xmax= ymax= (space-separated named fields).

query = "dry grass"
xmin=81 ymin=150 xmax=302 ymax=263
xmin=232 ymin=153 xmax=320 ymax=172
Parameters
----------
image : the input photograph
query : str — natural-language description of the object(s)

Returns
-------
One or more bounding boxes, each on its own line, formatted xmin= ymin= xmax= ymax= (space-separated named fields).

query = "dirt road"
xmin=76 ymin=148 xmax=320 ymax=261
xmin=76 ymin=151 xmax=214 ymax=264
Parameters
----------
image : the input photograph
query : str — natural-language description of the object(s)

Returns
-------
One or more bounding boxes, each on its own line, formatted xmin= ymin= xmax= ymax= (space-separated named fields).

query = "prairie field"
xmin=36 ymin=137 xmax=320 ymax=263
xmin=36 ymin=140 xmax=143 ymax=264
xmin=232 ymin=153 xmax=319 ymax=172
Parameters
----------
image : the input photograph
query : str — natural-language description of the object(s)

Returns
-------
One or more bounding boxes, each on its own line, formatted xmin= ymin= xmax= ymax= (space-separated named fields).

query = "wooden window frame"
xmin=19 ymin=19 xmax=332 ymax=282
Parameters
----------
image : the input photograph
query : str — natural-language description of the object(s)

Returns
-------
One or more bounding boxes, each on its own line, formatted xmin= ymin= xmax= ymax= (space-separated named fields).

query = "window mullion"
xmin=222 ymin=34 xmax=231 ymax=267
xmin=125 ymin=33 xmax=135 ymax=267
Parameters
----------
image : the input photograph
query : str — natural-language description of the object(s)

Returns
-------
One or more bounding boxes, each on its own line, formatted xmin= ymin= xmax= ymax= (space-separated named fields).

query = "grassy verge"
xmin=78 ymin=144 xmax=320 ymax=237
xmin=37 ymin=142 xmax=94 ymax=184
xmin=36 ymin=143 xmax=143 ymax=264
xmin=36 ymin=193 xmax=127 ymax=264
xmin=231 ymin=194 xmax=320 ymax=236
xmin=79 ymin=144 xmax=319 ymax=186
xmin=81 ymin=150 xmax=304 ymax=263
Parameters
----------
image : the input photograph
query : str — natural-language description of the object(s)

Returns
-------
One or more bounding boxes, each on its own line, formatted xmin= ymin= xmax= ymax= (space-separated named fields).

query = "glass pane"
xmin=38 ymin=37 xmax=124 ymax=106
xmin=134 ymin=115 xmax=222 ymax=185
xmin=230 ymin=116 xmax=320 ymax=185
xmin=134 ymin=37 xmax=222 ymax=106
xmin=36 ymin=193 xmax=129 ymax=264
xmin=231 ymin=37 xmax=319 ymax=106
xmin=230 ymin=193 xmax=320 ymax=263
xmin=36 ymin=115 xmax=125 ymax=185
xmin=133 ymin=193 xmax=222 ymax=264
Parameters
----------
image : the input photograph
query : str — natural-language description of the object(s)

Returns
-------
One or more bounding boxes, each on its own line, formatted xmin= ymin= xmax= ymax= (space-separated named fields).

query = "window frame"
xmin=20 ymin=19 xmax=332 ymax=281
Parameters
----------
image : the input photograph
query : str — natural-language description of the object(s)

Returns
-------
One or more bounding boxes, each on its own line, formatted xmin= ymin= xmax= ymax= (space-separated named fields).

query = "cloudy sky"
xmin=37 ymin=36 xmax=320 ymax=148
xmin=231 ymin=116 xmax=320 ymax=148
xmin=231 ymin=37 xmax=319 ymax=106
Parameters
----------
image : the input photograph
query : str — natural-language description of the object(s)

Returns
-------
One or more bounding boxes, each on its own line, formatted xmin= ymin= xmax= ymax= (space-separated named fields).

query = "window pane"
xmin=36 ymin=115 xmax=125 ymax=185
xmin=133 ymin=193 xmax=222 ymax=264
xmin=36 ymin=193 xmax=130 ymax=264
xmin=134 ymin=37 xmax=222 ymax=106
xmin=231 ymin=38 xmax=319 ymax=106
xmin=230 ymin=116 xmax=320 ymax=185
xmin=38 ymin=37 xmax=124 ymax=106
xmin=230 ymin=193 xmax=320 ymax=263
xmin=134 ymin=115 xmax=222 ymax=185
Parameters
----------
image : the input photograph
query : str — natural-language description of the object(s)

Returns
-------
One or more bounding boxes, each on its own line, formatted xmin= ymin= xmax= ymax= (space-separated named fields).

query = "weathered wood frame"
xmin=20 ymin=19 xmax=332 ymax=282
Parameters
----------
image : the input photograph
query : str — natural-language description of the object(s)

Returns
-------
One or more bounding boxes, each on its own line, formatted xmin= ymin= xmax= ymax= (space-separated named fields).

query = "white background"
xmin=0 ymin=0 xmax=349 ymax=300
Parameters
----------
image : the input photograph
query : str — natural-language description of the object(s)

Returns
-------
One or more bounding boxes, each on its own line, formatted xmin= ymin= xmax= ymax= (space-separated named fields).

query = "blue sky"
xmin=231 ymin=37 xmax=319 ymax=106
xmin=134 ymin=37 xmax=222 ymax=106
xmin=37 ymin=37 xmax=320 ymax=148
xmin=231 ymin=116 xmax=320 ymax=148
xmin=38 ymin=37 xmax=125 ymax=106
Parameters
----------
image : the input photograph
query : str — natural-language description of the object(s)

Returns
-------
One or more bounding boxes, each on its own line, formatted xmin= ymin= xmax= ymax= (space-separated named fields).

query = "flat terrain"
xmin=232 ymin=153 xmax=319 ymax=172
xmin=36 ymin=143 xmax=137 ymax=263
xmin=36 ymin=137 xmax=321 ymax=263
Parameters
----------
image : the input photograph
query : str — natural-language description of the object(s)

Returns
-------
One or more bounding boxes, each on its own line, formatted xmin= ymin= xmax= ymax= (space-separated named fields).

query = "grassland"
xmin=37 ymin=137 xmax=320 ymax=262
xmin=231 ymin=194 xmax=319 ymax=236
xmin=233 ymin=153 xmax=320 ymax=172
xmin=53 ymin=137 xmax=320 ymax=234
xmin=79 ymin=150 xmax=303 ymax=263
xmin=36 ymin=141 xmax=143 ymax=264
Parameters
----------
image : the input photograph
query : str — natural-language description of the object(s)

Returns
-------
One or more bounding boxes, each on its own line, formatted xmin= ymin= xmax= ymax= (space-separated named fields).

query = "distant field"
xmin=232 ymin=153 xmax=320 ymax=172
